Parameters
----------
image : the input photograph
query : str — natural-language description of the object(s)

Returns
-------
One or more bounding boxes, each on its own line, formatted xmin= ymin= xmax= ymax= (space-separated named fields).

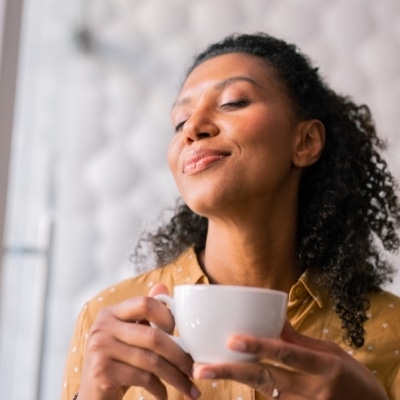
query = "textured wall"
xmin=10 ymin=1 xmax=400 ymax=399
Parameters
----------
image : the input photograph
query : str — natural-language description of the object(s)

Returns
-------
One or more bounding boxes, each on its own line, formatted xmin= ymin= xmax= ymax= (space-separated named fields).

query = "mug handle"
xmin=151 ymin=294 xmax=188 ymax=353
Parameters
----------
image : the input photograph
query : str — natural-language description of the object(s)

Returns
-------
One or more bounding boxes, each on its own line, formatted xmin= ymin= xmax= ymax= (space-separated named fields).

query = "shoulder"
xmin=363 ymin=288 xmax=400 ymax=359
xmin=367 ymin=288 xmax=400 ymax=322
xmin=83 ymin=247 xmax=204 ymax=323
xmin=365 ymin=289 xmax=400 ymax=338
xmin=361 ymin=289 xmax=400 ymax=395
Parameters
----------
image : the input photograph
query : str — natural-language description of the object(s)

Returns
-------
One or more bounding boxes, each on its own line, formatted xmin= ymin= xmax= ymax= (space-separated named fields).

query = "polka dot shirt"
xmin=62 ymin=248 xmax=400 ymax=400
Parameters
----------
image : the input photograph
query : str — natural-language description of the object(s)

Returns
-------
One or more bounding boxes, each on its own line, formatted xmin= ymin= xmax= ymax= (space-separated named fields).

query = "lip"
xmin=183 ymin=148 xmax=231 ymax=175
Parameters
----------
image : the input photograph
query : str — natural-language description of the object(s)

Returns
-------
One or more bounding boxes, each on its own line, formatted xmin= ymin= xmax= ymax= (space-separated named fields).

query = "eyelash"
xmin=221 ymin=100 xmax=248 ymax=109
xmin=174 ymin=100 xmax=248 ymax=132
xmin=175 ymin=121 xmax=186 ymax=132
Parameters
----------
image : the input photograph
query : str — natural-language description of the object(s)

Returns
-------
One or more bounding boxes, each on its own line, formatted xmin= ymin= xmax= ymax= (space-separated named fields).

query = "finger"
xmin=108 ymin=295 xmax=175 ymax=332
xmin=120 ymin=366 xmax=168 ymax=400
xmin=148 ymin=283 xmax=169 ymax=297
xmin=110 ymin=321 xmax=194 ymax=377
xmin=280 ymin=320 xmax=344 ymax=356
xmin=100 ymin=337 xmax=199 ymax=399
xmin=147 ymin=284 xmax=175 ymax=332
xmin=89 ymin=307 xmax=193 ymax=376
xmin=226 ymin=334 xmax=334 ymax=375
xmin=93 ymin=358 xmax=169 ymax=400
xmin=192 ymin=361 xmax=314 ymax=398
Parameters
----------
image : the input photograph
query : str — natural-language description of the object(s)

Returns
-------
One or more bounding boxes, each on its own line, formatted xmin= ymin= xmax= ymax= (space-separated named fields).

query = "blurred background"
xmin=0 ymin=0 xmax=399 ymax=399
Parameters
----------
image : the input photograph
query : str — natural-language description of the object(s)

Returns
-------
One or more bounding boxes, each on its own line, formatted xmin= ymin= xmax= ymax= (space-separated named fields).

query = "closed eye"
xmin=221 ymin=100 xmax=248 ymax=109
xmin=174 ymin=120 xmax=186 ymax=132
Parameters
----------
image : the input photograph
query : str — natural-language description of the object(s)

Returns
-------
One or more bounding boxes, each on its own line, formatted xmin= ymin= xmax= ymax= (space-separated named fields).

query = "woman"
xmin=62 ymin=33 xmax=400 ymax=400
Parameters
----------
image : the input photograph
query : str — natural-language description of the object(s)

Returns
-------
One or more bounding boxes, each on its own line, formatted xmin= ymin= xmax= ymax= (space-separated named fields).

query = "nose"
xmin=182 ymin=108 xmax=219 ymax=144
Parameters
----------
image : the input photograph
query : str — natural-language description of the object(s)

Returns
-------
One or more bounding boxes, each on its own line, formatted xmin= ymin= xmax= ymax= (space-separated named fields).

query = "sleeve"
xmin=61 ymin=304 xmax=93 ymax=400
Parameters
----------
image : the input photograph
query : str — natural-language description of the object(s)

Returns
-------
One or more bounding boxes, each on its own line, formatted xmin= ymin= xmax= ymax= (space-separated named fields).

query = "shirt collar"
xmin=290 ymin=270 xmax=328 ymax=308
xmin=175 ymin=247 xmax=328 ymax=308
xmin=171 ymin=247 xmax=209 ymax=285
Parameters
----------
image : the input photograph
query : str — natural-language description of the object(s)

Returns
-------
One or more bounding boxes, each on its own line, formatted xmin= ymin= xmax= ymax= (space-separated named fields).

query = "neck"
xmin=198 ymin=212 xmax=302 ymax=293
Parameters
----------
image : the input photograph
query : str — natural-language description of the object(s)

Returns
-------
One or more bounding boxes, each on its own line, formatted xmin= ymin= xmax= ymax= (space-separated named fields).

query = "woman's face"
xmin=168 ymin=52 xmax=305 ymax=218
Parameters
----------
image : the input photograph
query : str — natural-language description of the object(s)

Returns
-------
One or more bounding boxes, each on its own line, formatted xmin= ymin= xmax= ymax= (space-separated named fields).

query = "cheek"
xmin=167 ymin=137 xmax=180 ymax=177
xmin=243 ymin=122 xmax=296 ymax=168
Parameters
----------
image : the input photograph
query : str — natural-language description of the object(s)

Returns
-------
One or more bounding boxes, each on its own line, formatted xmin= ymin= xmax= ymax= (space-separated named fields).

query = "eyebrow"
xmin=172 ymin=76 xmax=263 ymax=109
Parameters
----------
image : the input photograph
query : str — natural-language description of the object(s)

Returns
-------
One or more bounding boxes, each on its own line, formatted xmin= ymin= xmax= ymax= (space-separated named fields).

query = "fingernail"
xmin=193 ymin=365 xmax=216 ymax=379
xmin=230 ymin=338 xmax=247 ymax=351
xmin=190 ymin=385 xmax=201 ymax=399
xmin=197 ymin=369 xmax=216 ymax=379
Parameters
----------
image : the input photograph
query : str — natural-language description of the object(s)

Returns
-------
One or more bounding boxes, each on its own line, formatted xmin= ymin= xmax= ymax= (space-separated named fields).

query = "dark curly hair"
xmin=133 ymin=33 xmax=400 ymax=348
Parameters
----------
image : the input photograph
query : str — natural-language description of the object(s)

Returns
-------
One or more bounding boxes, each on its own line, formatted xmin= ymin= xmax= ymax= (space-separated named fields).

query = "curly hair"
xmin=133 ymin=33 xmax=400 ymax=348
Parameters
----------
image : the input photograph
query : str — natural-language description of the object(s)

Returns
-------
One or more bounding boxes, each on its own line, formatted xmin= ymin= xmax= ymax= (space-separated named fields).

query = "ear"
xmin=292 ymin=119 xmax=325 ymax=167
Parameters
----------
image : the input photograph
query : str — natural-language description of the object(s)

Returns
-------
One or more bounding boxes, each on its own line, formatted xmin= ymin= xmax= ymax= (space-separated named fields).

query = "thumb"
xmin=280 ymin=319 xmax=337 ymax=354
xmin=148 ymin=283 xmax=170 ymax=297
xmin=281 ymin=320 xmax=316 ymax=346
xmin=280 ymin=319 xmax=300 ymax=342
xmin=147 ymin=284 xmax=174 ymax=332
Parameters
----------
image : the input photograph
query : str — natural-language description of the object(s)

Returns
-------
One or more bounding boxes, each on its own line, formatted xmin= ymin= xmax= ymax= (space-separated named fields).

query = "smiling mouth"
xmin=183 ymin=150 xmax=231 ymax=175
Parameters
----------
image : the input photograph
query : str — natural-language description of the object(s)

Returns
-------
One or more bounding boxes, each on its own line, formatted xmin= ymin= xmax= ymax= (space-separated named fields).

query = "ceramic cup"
xmin=154 ymin=284 xmax=288 ymax=364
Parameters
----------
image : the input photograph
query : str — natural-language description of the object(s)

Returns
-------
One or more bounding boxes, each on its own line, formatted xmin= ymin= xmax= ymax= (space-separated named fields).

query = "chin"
xmin=180 ymin=181 xmax=235 ymax=216
xmin=184 ymin=200 xmax=210 ymax=217
xmin=182 ymin=197 xmax=211 ymax=216
xmin=184 ymin=197 xmax=231 ymax=219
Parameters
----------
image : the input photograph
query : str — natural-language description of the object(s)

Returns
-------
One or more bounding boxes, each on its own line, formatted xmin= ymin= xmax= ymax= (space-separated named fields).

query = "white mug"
xmin=154 ymin=284 xmax=287 ymax=364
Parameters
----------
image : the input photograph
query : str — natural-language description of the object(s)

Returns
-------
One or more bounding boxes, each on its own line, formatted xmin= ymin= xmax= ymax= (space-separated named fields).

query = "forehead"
xmin=180 ymin=52 xmax=280 ymax=93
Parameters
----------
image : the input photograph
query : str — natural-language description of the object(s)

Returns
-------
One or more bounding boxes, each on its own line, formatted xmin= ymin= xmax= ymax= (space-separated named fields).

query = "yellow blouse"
xmin=62 ymin=248 xmax=400 ymax=400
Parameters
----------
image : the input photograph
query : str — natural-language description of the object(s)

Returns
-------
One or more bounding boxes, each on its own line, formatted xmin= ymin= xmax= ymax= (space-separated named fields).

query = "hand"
xmin=77 ymin=284 xmax=200 ymax=400
xmin=192 ymin=320 xmax=387 ymax=399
